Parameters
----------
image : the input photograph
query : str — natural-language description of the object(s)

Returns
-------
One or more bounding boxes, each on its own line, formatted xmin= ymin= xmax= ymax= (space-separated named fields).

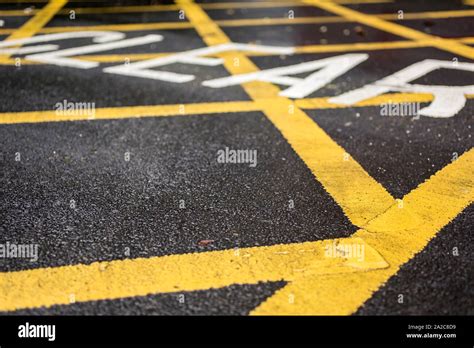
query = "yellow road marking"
xmin=253 ymin=149 xmax=474 ymax=314
xmin=0 ymin=0 xmax=66 ymax=63
xmin=2 ymin=93 xmax=473 ymax=125
xmin=297 ymin=93 xmax=474 ymax=109
xmin=394 ymin=9 xmax=474 ymax=20
xmin=3 ymin=9 xmax=474 ymax=33
xmin=0 ymin=101 xmax=261 ymax=124
xmin=305 ymin=0 xmax=474 ymax=60
xmin=0 ymin=0 xmax=65 ymax=40
xmin=0 ymin=0 xmax=393 ymax=13
xmin=0 ymin=236 xmax=388 ymax=311
xmin=1 ymin=22 xmax=195 ymax=34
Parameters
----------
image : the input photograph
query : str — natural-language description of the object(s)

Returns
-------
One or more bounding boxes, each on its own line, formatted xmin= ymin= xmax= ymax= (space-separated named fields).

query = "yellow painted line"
xmin=335 ymin=0 xmax=392 ymax=3
xmin=0 ymin=9 xmax=35 ymax=16
xmin=297 ymin=93 xmax=474 ymax=109
xmin=8 ymin=22 xmax=195 ymax=34
xmin=58 ymin=4 xmax=181 ymax=14
xmin=2 ymin=9 xmax=474 ymax=32
xmin=0 ymin=0 xmax=65 ymax=41
xmin=387 ymin=9 xmax=474 ymax=20
xmin=0 ymin=0 xmax=390 ymax=2
xmin=305 ymin=0 xmax=474 ymax=60
xmin=216 ymin=16 xmax=345 ymax=27
xmin=4 ymin=92 xmax=474 ymax=125
xmin=296 ymin=39 xmax=435 ymax=54
xmin=2 ymin=6 xmax=473 ymax=25
xmin=253 ymin=149 xmax=474 ymax=314
xmin=0 ymin=0 xmax=66 ymax=63
xmin=0 ymin=101 xmax=261 ymax=124
xmin=0 ymin=236 xmax=388 ymax=311
xmin=0 ymin=0 xmax=393 ymax=14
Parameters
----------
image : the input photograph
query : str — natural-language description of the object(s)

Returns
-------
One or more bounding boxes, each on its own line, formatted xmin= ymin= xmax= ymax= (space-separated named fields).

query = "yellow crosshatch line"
xmin=2 ymin=8 xmax=474 ymax=34
xmin=0 ymin=0 xmax=66 ymax=63
xmin=0 ymin=0 xmax=393 ymax=11
xmin=0 ymin=0 xmax=472 ymax=315
xmin=2 ymin=6 xmax=474 ymax=22
xmin=2 ymin=93 xmax=474 ymax=125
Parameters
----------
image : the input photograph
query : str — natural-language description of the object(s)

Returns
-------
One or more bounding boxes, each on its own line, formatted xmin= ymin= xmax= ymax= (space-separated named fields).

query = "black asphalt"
xmin=0 ymin=0 xmax=472 ymax=315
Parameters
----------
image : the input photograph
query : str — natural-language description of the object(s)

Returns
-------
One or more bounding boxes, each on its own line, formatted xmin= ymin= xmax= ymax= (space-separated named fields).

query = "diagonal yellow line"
xmin=305 ymin=0 xmax=474 ymax=60
xmin=0 ymin=148 xmax=471 ymax=313
xmin=0 ymin=0 xmax=393 ymax=11
xmin=253 ymin=149 xmax=474 ymax=314
xmin=3 ymin=9 xmax=474 ymax=33
xmin=0 ymin=101 xmax=261 ymax=124
xmin=0 ymin=0 xmax=67 ymax=62
xmin=179 ymin=0 xmax=474 ymax=315
xmin=169 ymin=0 xmax=396 ymax=228
xmin=2 ymin=92 xmax=473 ymax=124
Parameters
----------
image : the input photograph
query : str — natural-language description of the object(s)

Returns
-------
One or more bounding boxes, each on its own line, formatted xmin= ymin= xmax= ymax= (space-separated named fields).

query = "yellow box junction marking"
xmin=0 ymin=0 xmax=472 ymax=315
xmin=0 ymin=0 xmax=393 ymax=13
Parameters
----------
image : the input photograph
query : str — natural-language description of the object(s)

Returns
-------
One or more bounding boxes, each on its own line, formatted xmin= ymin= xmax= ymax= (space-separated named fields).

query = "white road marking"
xmin=26 ymin=34 xmax=163 ymax=69
xmin=103 ymin=43 xmax=295 ymax=83
xmin=330 ymin=59 xmax=474 ymax=117
xmin=203 ymin=53 xmax=368 ymax=98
